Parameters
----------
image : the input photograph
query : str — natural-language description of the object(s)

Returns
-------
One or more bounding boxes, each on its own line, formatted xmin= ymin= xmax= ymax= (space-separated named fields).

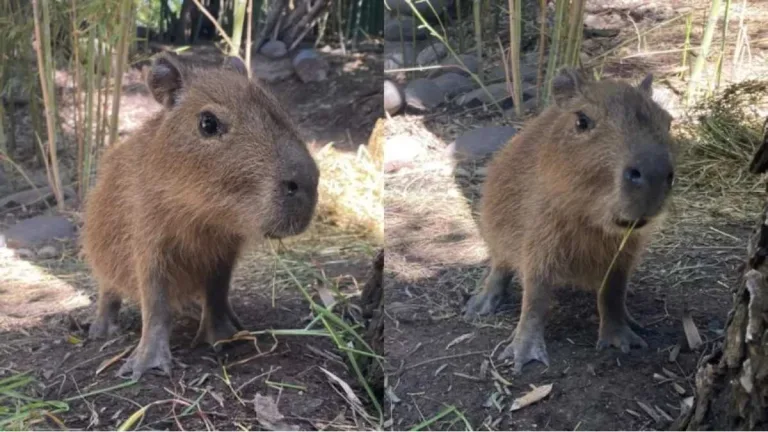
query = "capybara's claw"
xmin=464 ymin=292 xmax=502 ymax=318
xmin=498 ymin=329 xmax=550 ymax=373
xmin=597 ymin=322 xmax=648 ymax=353
xmin=88 ymin=318 xmax=119 ymax=340
xmin=118 ymin=344 xmax=172 ymax=381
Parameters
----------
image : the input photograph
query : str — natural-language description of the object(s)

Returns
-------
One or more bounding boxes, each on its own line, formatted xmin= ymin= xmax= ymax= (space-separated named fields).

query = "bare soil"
xmin=383 ymin=0 xmax=768 ymax=430
xmin=0 ymin=43 xmax=383 ymax=430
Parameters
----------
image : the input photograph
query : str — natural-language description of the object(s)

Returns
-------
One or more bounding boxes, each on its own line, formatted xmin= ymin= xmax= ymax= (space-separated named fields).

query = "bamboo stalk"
xmin=715 ymin=0 xmax=732 ymax=89
xmin=108 ymin=0 xmax=132 ymax=149
xmin=31 ymin=0 xmax=65 ymax=211
xmin=232 ymin=0 xmax=247 ymax=56
xmin=473 ymin=0 xmax=483 ymax=81
xmin=246 ymin=0 xmax=253 ymax=78
xmin=535 ymin=0 xmax=547 ymax=104
xmin=686 ymin=0 xmax=722 ymax=105
xmin=508 ymin=0 xmax=523 ymax=117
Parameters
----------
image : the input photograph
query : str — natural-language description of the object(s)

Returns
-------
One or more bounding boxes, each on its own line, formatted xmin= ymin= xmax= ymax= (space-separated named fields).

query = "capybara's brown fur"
xmin=466 ymin=68 xmax=676 ymax=372
xmin=82 ymin=52 xmax=319 ymax=380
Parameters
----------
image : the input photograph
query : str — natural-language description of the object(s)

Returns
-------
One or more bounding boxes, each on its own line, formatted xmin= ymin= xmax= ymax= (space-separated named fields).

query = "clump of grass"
xmin=314 ymin=132 xmax=383 ymax=244
xmin=679 ymin=79 xmax=768 ymax=189
xmin=0 ymin=373 xmax=68 ymax=430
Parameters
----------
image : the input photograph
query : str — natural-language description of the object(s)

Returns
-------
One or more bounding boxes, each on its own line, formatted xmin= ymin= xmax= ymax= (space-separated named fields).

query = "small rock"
xmin=384 ymin=80 xmax=404 ymax=115
xmin=417 ymin=43 xmax=448 ymax=65
xmin=384 ymin=0 xmax=454 ymax=19
xmin=429 ymin=54 xmax=479 ymax=77
xmin=259 ymin=40 xmax=288 ymax=59
xmin=3 ymin=215 xmax=76 ymax=249
xmin=36 ymin=245 xmax=59 ymax=260
xmin=293 ymin=50 xmax=330 ymax=83
xmin=251 ymin=54 xmax=294 ymax=82
xmin=431 ymin=72 xmax=474 ymax=98
xmin=15 ymin=248 xmax=35 ymax=259
xmin=383 ymin=18 xmax=428 ymax=41
xmin=404 ymin=78 xmax=445 ymax=111
xmin=446 ymin=126 xmax=517 ymax=162
xmin=456 ymin=82 xmax=513 ymax=108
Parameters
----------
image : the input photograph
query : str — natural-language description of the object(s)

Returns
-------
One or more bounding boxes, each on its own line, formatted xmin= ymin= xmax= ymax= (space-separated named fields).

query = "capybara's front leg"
xmin=118 ymin=262 xmax=173 ymax=381
xmin=596 ymin=267 xmax=648 ymax=353
xmin=88 ymin=289 xmax=122 ymax=339
xmin=193 ymin=253 xmax=244 ymax=351
xmin=464 ymin=265 xmax=514 ymax=318
xmin=499 ymin=274 xmax=552 ymax=373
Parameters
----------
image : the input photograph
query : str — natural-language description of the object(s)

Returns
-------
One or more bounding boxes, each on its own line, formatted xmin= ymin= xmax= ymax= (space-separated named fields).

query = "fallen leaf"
xmin=315 ymin=284 xmax=337 ymax=309
xmin=253 ymin=392 xmax=284 ymax=425
xmin=636 ymin=400 xmax=661 ymax=423
xmin=445 ymin=332 xmax=475 ymax=350
xmin=669 ymin=344 xmax=681 ymax=362
xmin=509 ymin=383 xmax=553 ymax=411
xmin=96 ymin=346 xmax=132 ymax=376
xmin=385 ymin=386 xmax=401 ymax=404
xmin=682 ymin=313 xmax=703 ymax=350
xmin=672 ymin=382 xmax=686 ymax=395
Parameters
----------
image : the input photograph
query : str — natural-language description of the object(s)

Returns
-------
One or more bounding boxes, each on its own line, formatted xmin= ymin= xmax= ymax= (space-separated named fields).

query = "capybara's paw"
xmin=596 ymin=321 xmax=648 ymax=353
xmin=118 ymin=341 xmax=172 ymax=381
xmin=193 ymin=314 xmax=241 ymax=352
xmin=498 ymin=328 xmax=550 ymax=373
xmin=464 ymin=292 xmax=503 ymax=319
xmin=88 ymin=317 xmax=119 ymax=340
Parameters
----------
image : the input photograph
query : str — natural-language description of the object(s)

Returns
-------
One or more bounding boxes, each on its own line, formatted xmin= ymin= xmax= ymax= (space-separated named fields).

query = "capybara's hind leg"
xmin=596 ymin=267 xmax=648 ymax=353
xmin=464 ymin=265 xmax=513 ymax=318
xmin=118 ymin=264 xmax=173 ymax=380
xmin=193 ymin=255 xmax=243 ymax=351
xmin=88 ymin=289 xmax=122 ymax=339
xmin=499 ymin=274 xmax=551 ymax=373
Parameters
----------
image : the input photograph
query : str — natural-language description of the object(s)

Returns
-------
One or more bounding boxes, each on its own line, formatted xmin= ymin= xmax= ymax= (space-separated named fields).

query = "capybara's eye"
xmin=198 ymin=111 xmax=220 ymax=137
xmin=575 ymin=111 xmax=593 ymax=132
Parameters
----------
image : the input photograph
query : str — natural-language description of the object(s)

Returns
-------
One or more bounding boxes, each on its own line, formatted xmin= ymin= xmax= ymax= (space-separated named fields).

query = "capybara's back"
xmin=467 ymin=67 xmax=676 ymax=373
xmin=82 ymin=52 xmax=319 ymax=380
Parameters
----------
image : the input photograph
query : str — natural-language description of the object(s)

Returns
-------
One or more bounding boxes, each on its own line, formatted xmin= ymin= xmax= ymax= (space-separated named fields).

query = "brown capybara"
xmin=82 ymin=52 xmax=319 ymax=381
xmin=465 ymin=67 xmax=676 ymax=373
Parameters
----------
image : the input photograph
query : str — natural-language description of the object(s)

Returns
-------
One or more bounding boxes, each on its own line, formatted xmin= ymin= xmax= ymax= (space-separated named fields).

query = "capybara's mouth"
xmin=615 ymin=218 xmax=648 ymax=229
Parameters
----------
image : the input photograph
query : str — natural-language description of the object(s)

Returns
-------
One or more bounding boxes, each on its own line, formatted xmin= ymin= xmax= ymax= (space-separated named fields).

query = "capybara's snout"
xmin=265 ymin=142 xmax=319 ymax=238
xmin=617 ymin=145 xmax=674 ymax=226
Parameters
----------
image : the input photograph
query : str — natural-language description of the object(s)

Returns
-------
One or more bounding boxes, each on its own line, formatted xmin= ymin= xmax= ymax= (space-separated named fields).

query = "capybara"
xmin=465 ymin=67 xmax=676 ymax=373
xmin=82 ymin=52 xmax=319 ymax=380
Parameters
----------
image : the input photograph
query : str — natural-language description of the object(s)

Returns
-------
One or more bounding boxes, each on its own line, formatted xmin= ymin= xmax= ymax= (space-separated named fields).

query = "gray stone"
xmin=15 ymin=248 xmax=34 ymax=259
xmin=384 ymin=80 xmax=404 ymax=115
xmin=259 ymin=40 xmax=288 ymax=59
xmin=404 ymin=78 xmax=445 ymax=111
xmin=429 ymin=54 xmax=479 ymax=77
xmin=0 ymin=186 xmax=77 ymax=209
xmin=431 ymin=73 xmax=475 ymax=98
xmin=417 ymin=43 xmax=448 ymax=65
xmin=384 ymin=0 xmax=454 ymax=18
xmin=456 ymin=82 xmax=512 ymax=108
xmin=251 ymin=54 xmax=294 ymax=82
xmin=293 ymin=50 xmax=330 ymax=83
xmin=446 ymin=126 xmax=518 ymax=162
xmin=384 ymin=18 xmax=428 ymax=42
xmin=3 ymin=215 xmax=76 ymax=249
xmin=36 ymin=245 xmax=59 ymax=260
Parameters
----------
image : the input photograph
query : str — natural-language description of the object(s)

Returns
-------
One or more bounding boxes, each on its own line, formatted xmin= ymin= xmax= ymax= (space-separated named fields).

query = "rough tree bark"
xmin=674 ymin=118 xmax=768 ymax=430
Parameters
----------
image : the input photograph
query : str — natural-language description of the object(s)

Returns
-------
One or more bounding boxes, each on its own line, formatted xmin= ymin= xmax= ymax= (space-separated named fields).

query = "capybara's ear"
xmin=638 ymin=73 xmax=654 ymax=96
xmin=551 ymin=67 xmax=587 ymax=108
xmin=147 ymin=52 xmax=186 ymax=109
xmin=224 ymin=56 xmax=248 ymax=77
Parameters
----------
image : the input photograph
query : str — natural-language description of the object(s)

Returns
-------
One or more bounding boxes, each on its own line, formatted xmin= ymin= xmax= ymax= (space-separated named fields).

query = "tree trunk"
xmin=674 ymin=118 xmax=768 ymax=430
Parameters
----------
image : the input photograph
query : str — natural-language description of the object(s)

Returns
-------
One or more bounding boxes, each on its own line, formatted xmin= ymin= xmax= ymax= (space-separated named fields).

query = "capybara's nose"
xmin=622 ymin=158 xmax=674 ymax=192
xmin=282 ymin=180 xmax=299 ymax=197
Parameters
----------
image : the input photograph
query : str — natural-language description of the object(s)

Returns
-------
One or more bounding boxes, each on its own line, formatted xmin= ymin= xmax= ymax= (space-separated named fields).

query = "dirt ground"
xmin=384 ymin=0 xmax=768 ymax=430
xmin=0 ymin=43 xmax=384 ymax=430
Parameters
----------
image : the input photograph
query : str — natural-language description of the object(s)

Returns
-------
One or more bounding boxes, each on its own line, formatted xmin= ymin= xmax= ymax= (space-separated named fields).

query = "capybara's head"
xmin=540 ymin=67 xmax=676 ymax=233
xmin=146 ymin=52 xmax=319 ymax=238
